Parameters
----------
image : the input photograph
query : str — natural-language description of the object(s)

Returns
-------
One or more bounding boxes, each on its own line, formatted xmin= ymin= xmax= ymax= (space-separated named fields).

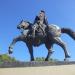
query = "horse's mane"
xmin=25 ymin=21 xmax=33 ymax=29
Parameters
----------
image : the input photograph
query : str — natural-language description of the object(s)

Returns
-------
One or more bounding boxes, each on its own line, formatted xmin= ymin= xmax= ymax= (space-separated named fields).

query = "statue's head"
xmin=38 ymin=10 xmax=45 ymax=20
xmin=17 ymin=20 xmax=30 ymax=29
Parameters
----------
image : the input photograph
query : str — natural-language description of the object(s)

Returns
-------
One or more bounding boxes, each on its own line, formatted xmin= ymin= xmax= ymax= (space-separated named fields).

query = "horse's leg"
xmin=8 ymin=35 xmax=24 ymax=54
xmin=45 ymin=41 xmax=54 ymax=61
xmin=53 ymin=37 xmax=70 ymax=60
xmin=26 ymin=43 xmax=34 ymax=61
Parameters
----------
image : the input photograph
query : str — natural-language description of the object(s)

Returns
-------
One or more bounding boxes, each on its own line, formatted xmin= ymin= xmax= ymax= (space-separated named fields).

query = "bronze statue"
xmin=8 ymin=20 xmax=75 ymax=61
xmin=33 ymin=10 xmax=48 ymax=37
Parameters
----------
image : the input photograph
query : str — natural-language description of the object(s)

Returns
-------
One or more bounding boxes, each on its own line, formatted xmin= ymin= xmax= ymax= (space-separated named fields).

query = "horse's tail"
xmin=61 ymin=28 xmax=75 ymax=40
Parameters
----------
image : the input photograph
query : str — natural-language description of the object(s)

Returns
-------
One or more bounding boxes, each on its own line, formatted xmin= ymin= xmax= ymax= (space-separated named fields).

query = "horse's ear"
xmin=22 ymin=19 xmax=23 ymax=21
xmin=20 ymin=19 xmax=23 ymax=23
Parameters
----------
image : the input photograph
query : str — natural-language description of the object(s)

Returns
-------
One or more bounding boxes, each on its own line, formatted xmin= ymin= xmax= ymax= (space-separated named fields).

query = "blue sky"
xmin=0 ymin=0 xmax=75 ymax=61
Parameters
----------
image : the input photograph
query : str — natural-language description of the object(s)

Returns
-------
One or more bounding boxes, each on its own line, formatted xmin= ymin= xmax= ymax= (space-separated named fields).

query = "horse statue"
xmin=8 ymin=20 xmax=75 ymax=61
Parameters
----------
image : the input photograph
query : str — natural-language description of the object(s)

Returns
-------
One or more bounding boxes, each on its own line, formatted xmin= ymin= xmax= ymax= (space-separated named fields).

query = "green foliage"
xmin=48 ymin=58 xmax=58 ymax=62
xmin=0 ymin=54 xmax=17 ymax=62
xmin=35 ymin=57 xmax=58 ymax=62
xmin=35 ymin=57 xmax=45 ymax=61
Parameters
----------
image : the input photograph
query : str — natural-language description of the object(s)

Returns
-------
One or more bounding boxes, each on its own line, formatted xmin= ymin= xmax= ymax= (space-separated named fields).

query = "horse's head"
xmin=17 ymin=20 xmax=30 ymax=29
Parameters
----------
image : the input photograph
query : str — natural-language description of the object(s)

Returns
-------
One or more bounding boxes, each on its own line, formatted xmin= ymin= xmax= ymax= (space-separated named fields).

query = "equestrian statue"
xmin=8 ymin=10 xmax=75 ymax=61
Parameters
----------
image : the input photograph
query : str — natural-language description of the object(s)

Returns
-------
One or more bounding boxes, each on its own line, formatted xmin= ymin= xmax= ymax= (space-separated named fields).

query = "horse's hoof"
xmin=31 ymin=58 xmax=34 ymax=61
xmin=45 ymin=58 xmax=48 ymax=61
xmin=66 ymin=55 xmax=70 ymax=58
xmin=8 ymin=47 xmax=13 ymax=54
xmin=64 ymin=58 xmax=69 ymax=62
xmin=8 ymin=49 xmax=13 ymax=54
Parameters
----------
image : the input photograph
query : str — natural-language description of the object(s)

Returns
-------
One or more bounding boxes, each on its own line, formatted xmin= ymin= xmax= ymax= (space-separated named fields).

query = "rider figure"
xmin=32 ymin=10 xmax=48 ymax=37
